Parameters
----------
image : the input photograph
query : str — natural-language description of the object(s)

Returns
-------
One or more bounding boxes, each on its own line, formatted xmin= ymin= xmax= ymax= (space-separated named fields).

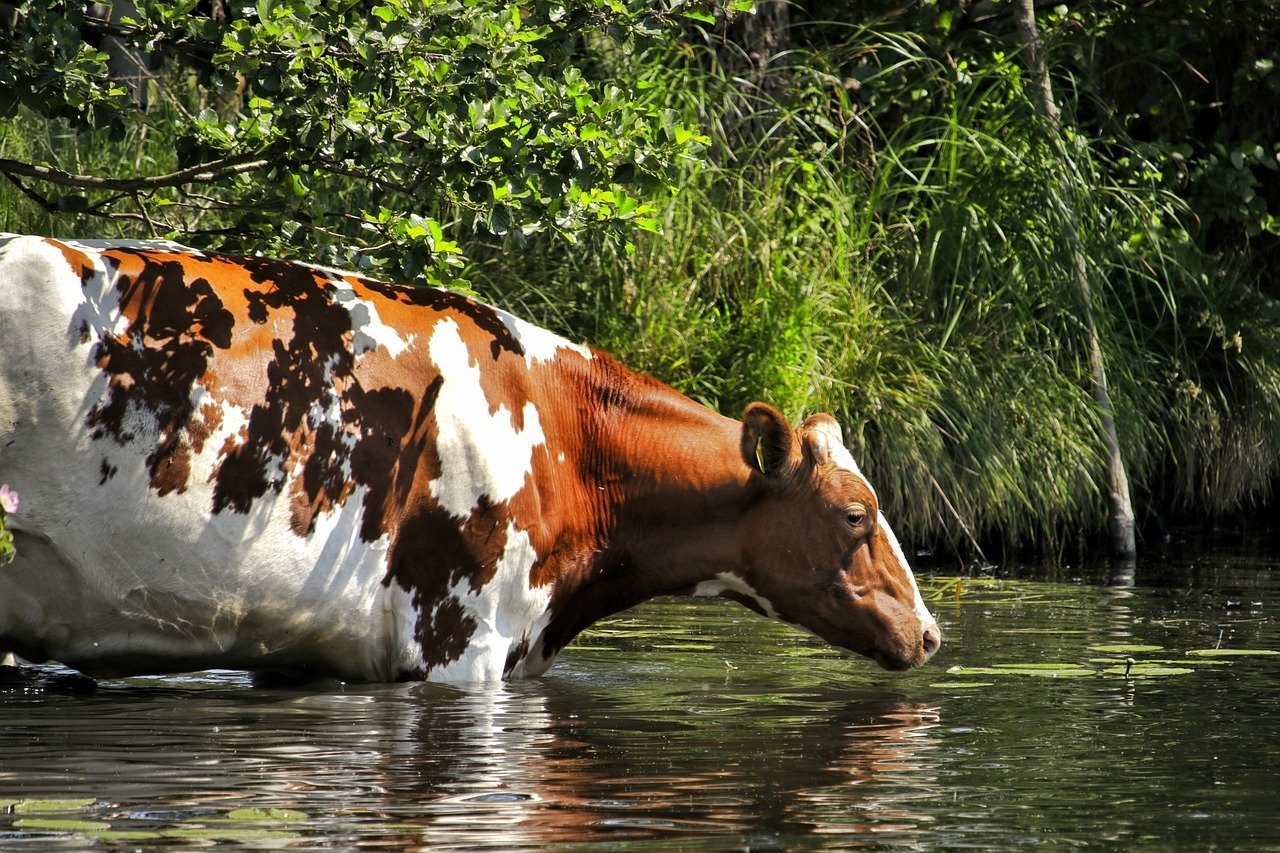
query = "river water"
xmin=1 ymin=537 xmax=1277 ymax=849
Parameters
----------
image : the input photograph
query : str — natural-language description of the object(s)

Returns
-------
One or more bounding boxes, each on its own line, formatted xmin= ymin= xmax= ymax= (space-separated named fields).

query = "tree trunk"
xmin=1010 ymin=0 xmax=1137 ymax=558
xmin=686 ymin=1 xmax=791 ymax=154
xmin=90 ymin=1 xmax=159 ymax=109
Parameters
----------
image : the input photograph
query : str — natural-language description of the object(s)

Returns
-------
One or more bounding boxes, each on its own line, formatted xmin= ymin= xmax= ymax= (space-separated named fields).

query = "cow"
xmin=0 ymin=235 xmax=940 ymax=683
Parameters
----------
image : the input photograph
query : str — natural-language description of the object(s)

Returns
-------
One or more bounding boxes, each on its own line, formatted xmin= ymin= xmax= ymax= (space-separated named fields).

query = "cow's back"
xmin=0 ymin=235 xmax=592 ymax=681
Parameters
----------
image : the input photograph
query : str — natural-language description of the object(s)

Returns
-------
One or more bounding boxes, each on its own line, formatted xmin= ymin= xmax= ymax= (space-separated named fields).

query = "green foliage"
xmin=0 ymin=0 xmax=717 ymax=283
xmin=1051 ymin=0 xmax=1280 ymax=244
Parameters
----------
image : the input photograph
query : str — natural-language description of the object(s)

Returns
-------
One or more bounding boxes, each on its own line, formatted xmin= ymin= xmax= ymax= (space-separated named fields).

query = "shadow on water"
xmin=0 ymin=537 xmax=1277 ymax=848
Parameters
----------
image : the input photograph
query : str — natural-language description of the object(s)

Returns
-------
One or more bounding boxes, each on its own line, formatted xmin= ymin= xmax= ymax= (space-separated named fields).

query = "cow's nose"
xmin=922 ymin=623 xmax=942 ymax=659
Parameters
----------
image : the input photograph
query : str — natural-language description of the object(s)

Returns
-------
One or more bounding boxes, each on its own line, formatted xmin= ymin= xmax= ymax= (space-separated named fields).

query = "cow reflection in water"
xmin=316 ymin=684 xmax=941 ymax=847
xmin=0 ymin=667 xmax=941 ymax=845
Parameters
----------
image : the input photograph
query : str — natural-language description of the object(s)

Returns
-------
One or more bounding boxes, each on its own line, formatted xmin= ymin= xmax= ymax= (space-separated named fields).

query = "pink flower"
xmin=0 ymin=484 xmax=18 ymax=515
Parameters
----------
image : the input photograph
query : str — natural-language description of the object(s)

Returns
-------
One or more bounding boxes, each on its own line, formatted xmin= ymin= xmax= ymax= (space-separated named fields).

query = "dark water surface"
xmin=1 ymin=540 xmax=1278 ymax=849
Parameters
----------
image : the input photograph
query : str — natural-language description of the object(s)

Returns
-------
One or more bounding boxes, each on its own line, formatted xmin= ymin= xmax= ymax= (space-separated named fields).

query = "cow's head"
xmin=735 ymin=403 xmax=940 ymax=670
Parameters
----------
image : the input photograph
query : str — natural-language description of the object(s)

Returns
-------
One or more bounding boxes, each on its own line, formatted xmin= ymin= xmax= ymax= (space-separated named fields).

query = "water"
xmin=1 ymin=539 xmax=1277 ymax=849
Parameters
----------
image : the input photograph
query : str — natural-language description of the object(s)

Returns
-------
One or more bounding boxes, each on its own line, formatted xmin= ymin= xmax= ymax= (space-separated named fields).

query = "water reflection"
xmin=0 ymin=670 xmax=948 ymax=848
xmin=792 ymin=702 xmax=941 ymax=839
xmin=386 ymin=683 xmax=946 ymax=847
xmin=1110 ymin=558 xmax=1137 ymax=588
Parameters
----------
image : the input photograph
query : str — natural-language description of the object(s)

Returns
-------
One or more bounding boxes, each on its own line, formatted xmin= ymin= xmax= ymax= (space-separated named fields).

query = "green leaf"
xmin=12 ymin=799 xmax=98 ymax=814
xmin=1101 ymin=664 xmax=1194 ymax=677
xmin=15 ymin=819 xmax=112 ymax=831
xmin=681 ymin=10 xmax=716 ymax=24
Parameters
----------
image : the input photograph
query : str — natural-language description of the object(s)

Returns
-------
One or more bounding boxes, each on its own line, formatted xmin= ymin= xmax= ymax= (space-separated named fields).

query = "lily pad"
xmin=997 ymin=668 xmax=1095 ymax=678
xmin=946 ymin=664 xmax=1096 ymax=678
xmin=11 ymin=799 xmax=97 ymax=814
xmin=1102 ymin=664 xmax=1194 ymax=677
xmin=1088 ymin=644 xmax=1164 ymax=654
xmin=1186 ymin=648 xmax=1280 ymax=658
xmin=160 ymin=826 xmax=300 ymax=841
xmin=81 ymin=830 xmax=165 ymax=841
xmin=14 ymin=819 xmax=111 ymax=832
xmin=929 ymin=681 xmax=994 ymax=689
xmin=1151 ymin=657 xmax=1230 ymax=666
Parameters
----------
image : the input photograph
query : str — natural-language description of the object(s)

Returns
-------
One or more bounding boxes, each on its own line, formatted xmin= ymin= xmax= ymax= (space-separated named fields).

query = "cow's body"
xmin=0 ymin=235 xmax=939 ymax=682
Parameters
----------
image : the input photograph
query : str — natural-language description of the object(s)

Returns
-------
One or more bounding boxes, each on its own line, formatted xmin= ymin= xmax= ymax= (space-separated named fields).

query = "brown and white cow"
xmin=0 ymin=235 xmax=939 ymax=682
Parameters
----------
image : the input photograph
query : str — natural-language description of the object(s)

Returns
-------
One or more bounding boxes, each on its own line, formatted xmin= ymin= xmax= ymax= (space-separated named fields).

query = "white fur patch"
xmin=426 ymin=319 xmax=546 ymax=518
xmin=425 ymin=521 xmax=550 ymax=682
xmin=814 ymin=420 xmax=867 ymax=482
xmin=878 ymin=513 xmax=937 ymax=630
xmin=694 ymin=572 xmax=779 ymax=619
xmin=60 ymin=237 xmax=202 ymax=255
xmin=496 ymin=308 xmax=592 ymax=366
xmin=328 ymin=278 xmax=415 ymax=358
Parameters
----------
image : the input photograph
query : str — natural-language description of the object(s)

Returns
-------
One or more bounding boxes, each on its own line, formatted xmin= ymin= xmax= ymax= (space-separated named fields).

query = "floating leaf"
xmin=1088 ymin=644 xmax=1164 ymax=653
xmin=12 ymin=799 xmax=97 ymax=814
xmin=14 ymin=818 xmax=111 ymax=831
xmin=929 ymin=681 xmax=993 ymax=689
xmin=1150 ymin=658 xmax=1230 ymax=666
xmin=83 ymin=829 xmax=165 ymax=840
xmin=946 ymin=664 xmax=1095 ymax=678
xmin=1186 ymin=649 xmax=1280 ymax=658
xmin=161 ymin=827 xmax=300 ymax=841
xmin=1102 ymin=664 xmax=1194 ymax=677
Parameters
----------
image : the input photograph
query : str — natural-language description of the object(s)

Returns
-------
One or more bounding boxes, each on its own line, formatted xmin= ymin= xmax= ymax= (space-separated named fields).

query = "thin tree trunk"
xmin=688 ymin=1 xmax=791 ymax=153
xmin=1011 ymin=0 xmax=1137 ymax=558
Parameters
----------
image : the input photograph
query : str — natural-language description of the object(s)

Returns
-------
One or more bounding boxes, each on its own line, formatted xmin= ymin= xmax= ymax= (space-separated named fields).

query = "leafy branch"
xmin=0 ymin=0 xmax=731 ymax=283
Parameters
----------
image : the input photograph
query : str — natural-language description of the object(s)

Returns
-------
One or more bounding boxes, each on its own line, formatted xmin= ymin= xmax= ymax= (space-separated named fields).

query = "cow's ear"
xmin=741 ymin=403 xmax=803 ymax=483
xmin=800 ymin=414 xmax=843 ymax=467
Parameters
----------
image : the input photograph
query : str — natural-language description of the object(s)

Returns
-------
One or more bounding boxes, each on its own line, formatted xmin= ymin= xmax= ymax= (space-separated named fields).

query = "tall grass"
xmin=476 ymin=25 xmax=1280 ymax=554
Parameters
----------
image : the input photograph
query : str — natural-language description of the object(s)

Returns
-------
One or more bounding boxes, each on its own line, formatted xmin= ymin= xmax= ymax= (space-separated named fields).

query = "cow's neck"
xmin=531 ymin=366 xmax=760 ymax=669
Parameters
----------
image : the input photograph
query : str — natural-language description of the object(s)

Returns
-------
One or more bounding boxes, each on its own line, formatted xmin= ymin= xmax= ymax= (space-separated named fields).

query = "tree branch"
xmin=0 ymin=156 xmax=271 ymax=192
xmin=0 ymin=173 xmax=57 ymax=212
